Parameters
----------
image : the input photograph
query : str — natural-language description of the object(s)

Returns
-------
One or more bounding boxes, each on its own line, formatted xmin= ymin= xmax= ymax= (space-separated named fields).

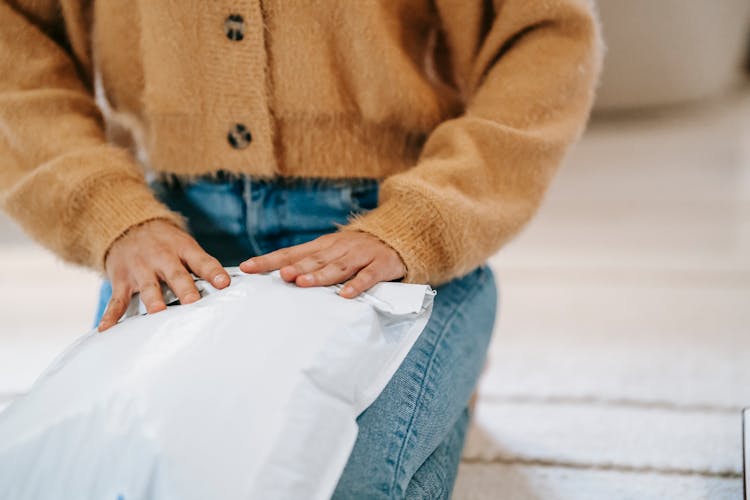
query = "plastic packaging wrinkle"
xmin=0 ymin=267 xmax=436 ymax=500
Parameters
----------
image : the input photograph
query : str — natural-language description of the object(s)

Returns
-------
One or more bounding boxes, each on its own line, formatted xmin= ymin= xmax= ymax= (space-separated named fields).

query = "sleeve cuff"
xmin=338 ymin=184 xmax=458 ymax=286
xmin=3 ymin=144 xmax=187 ymax=273
xmin=72 ymin=174 xmax=188 ymax=273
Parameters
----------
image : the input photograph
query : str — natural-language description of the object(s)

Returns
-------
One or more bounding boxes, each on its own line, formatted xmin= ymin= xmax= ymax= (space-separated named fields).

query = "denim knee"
xmin=332 ymin=265 xmax=497 ymax=500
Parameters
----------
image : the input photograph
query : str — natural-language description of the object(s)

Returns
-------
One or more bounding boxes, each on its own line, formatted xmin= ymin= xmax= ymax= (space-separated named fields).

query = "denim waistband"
xmin=148 ymin=168 xmax=381 ymax=262
xmin=155 ymin=170 xmax=381 ymax=190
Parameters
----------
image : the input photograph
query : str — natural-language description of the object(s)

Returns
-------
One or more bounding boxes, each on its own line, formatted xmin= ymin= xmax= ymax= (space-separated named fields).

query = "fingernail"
xmin=341 ymin=285 xmax=355 ymax=296
xmin=299 ymin=274 xmax=313 ymax=284
xmin=243 ymin=259 xmax=256 ymax=268
xmin=184 ymin=292 xmax=200 ymax=303
xmin=213 ymin=274 xmax=229 ymax=286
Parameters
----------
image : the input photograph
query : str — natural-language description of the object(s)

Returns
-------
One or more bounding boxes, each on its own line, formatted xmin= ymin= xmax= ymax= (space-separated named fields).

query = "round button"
xmin=224 ymin=14 xmax=244 ymax=41
xmin=228 ymin=123 xmax=252 ymax=149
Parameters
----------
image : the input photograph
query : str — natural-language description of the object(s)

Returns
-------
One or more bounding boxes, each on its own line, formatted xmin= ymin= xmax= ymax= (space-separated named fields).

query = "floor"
xmin=453 ymin=88 xmax=750 ymax=499
xmin=1 ymin=89 xmax=749 ymax=499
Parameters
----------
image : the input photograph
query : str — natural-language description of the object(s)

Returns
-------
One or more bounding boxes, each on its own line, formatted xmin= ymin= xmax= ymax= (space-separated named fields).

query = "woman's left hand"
xmin=239 ymin=231 xmax=406 ymax=298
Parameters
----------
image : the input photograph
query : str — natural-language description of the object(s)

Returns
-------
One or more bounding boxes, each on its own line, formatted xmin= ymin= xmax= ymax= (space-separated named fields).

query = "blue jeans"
xmin=93 ymin=172 xmax=498 ymax=499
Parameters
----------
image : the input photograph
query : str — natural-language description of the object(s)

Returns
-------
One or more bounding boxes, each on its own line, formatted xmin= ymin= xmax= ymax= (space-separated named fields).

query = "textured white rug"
xmin=452 ymin=90 xmax=750 ymax=499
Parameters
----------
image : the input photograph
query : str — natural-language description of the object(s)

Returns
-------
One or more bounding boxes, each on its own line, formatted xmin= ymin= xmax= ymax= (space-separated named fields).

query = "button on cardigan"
xmin=224 ymin=14 xmax=245 ymax=41
xmin=228 ymin=123 xmax=253 ymax=149
xmin=0 ymin=0 xmax=603 ymax=286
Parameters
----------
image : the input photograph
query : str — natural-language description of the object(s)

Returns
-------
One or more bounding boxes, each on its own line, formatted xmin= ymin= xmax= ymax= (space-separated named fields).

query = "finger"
xmin=134 ymin=268 xmax=167 ymax=314
xmin=339 ymin=262 xmax=385 ymax=298
xmin=183 ymin=248 xmax=230 ymax=289
xmin=97 ymin=283 xmax=131 ymax=332
xmin=240 ymin=239 xmax=325 ymax=274
xmin=280 ymin=246 xmax=348 ymax=283
xmin=296 ymin=253 xmax=370 ymax=287
xmin=160 ymin=264 xmax=201 ymax=305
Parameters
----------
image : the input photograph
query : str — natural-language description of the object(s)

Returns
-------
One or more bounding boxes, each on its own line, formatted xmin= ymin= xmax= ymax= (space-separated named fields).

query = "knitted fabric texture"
xmin=0 ymin=0 xmax=603 ymax=285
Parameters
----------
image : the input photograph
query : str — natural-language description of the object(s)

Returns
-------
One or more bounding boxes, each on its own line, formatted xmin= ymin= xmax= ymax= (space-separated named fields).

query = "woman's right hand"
xmin=97 ymin=219 xmax=231 ymax=332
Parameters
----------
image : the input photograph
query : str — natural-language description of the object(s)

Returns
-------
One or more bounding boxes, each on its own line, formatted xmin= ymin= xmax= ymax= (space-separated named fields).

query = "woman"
xmin=0 ymin=0 xmax=601 ymax=497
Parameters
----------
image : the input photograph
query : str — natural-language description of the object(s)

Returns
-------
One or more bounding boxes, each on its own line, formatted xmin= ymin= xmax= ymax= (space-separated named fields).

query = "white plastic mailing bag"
xmin=0 ymin=268 xmax=435 ymax=500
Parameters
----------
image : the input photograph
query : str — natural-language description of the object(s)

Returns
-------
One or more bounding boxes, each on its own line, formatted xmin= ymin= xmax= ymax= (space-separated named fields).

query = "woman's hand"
xmin=97 ymin=220 xmax=231 ymax=332
xmin=239 ymin=231 xmax=406 ymax=298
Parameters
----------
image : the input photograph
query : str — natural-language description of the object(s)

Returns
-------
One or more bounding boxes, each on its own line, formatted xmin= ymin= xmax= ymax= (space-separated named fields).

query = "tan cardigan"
xmin=0 ymin=0 xmax=602 ymax=286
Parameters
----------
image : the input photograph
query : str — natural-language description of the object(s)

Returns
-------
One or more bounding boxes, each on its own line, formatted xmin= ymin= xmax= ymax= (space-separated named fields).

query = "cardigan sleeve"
xmin=0 ymin=0 xmax=185 ymax=272
xmin=339 ymin=0 xmax=603 ymax=286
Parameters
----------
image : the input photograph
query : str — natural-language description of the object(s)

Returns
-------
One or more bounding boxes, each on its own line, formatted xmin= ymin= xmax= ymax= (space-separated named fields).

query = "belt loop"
xmin=242 ymin=175 xmax=252 ymax=208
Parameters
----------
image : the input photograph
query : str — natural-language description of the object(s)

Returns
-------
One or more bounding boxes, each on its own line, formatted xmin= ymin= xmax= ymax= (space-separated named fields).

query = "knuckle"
xmin=107 ymin=297 xmax=124 ymax=309
xmin=177 ymin=231 xmax=198 ymax=244
xmin=139 ymin=282 xmax=162 ymax=297
xmin=165 ymin=268 xmax=190 ymax=284
xmin=113 ymin=285 xmax=131 ymax=299
xmin=313 ymin=256 xmax=327 ymax=267
xmin=187 ymin=257 xmax=218 ymax=277
xmin=253 ymin=254 xmax=269 ymax=266
xmin=132 ymin=255 xmax=154 ymax=271
xmin=194 ymin=254 xmax=218 ymax=268
xmin=198 ymin=264 xmax=224 ymax=282
xmin=309 ymin=250 xmax=326 ymax=261
xmin=141 ymin=281 xmax=161 ymax=290
xmin=205 ymin=253 xmax=222 ymax=265
xmin=293 ymin=259 xmax=314 ymax=273
xmin=156 ymin=252 xmax=181 ymax=268
xmin=355 ymin=242 xmax=375 ymax=254
xmin=174 ymin=286 xmax=197 ymax=300
xmin=180 ymin=290 xmax=200 ymax=303
xmin=104 ymin=310 xmax=121 ymax=322
xmin=356 ymin=269 xmax=377 ymax=283
xmin=204 ymin=261 xmax=223 ymax=275
xmin=151 ymin=243 xmax=172 ymax=257
xmin=103 ymin=301 xmax=124 ymax=319
xmin=176 ymin=278 xmax=198 ymax=292
xmin=320 ymin=234 xmax=340 ymax=246
xmin=335 ymin=260 xmax=349 ymax=273
xmin=358 ymin=267 xmax=375 ymax=279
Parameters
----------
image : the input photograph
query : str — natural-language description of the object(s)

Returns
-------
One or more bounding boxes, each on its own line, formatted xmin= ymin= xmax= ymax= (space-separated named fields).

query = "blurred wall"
xmin=595 ymin=0 xmax=750 ymax=111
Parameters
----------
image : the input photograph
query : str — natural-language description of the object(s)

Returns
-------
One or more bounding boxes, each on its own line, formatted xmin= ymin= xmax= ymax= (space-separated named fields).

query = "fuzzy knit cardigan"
xmin=0 ymin=0 xmax=602 ymax=286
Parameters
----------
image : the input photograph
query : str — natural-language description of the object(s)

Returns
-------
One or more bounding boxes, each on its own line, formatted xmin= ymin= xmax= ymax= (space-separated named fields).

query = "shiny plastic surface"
xmin=0 ymin=268 xmax=435 ymax=500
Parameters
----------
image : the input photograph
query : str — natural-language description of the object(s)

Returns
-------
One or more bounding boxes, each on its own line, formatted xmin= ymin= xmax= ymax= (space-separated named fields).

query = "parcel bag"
xmin=0 ymin=268 xmax=435 ymax=500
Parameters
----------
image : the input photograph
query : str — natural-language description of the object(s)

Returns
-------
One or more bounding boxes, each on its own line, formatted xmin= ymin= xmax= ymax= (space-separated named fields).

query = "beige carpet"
xmin=452 ymin=90 xmax=750 ymax=499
